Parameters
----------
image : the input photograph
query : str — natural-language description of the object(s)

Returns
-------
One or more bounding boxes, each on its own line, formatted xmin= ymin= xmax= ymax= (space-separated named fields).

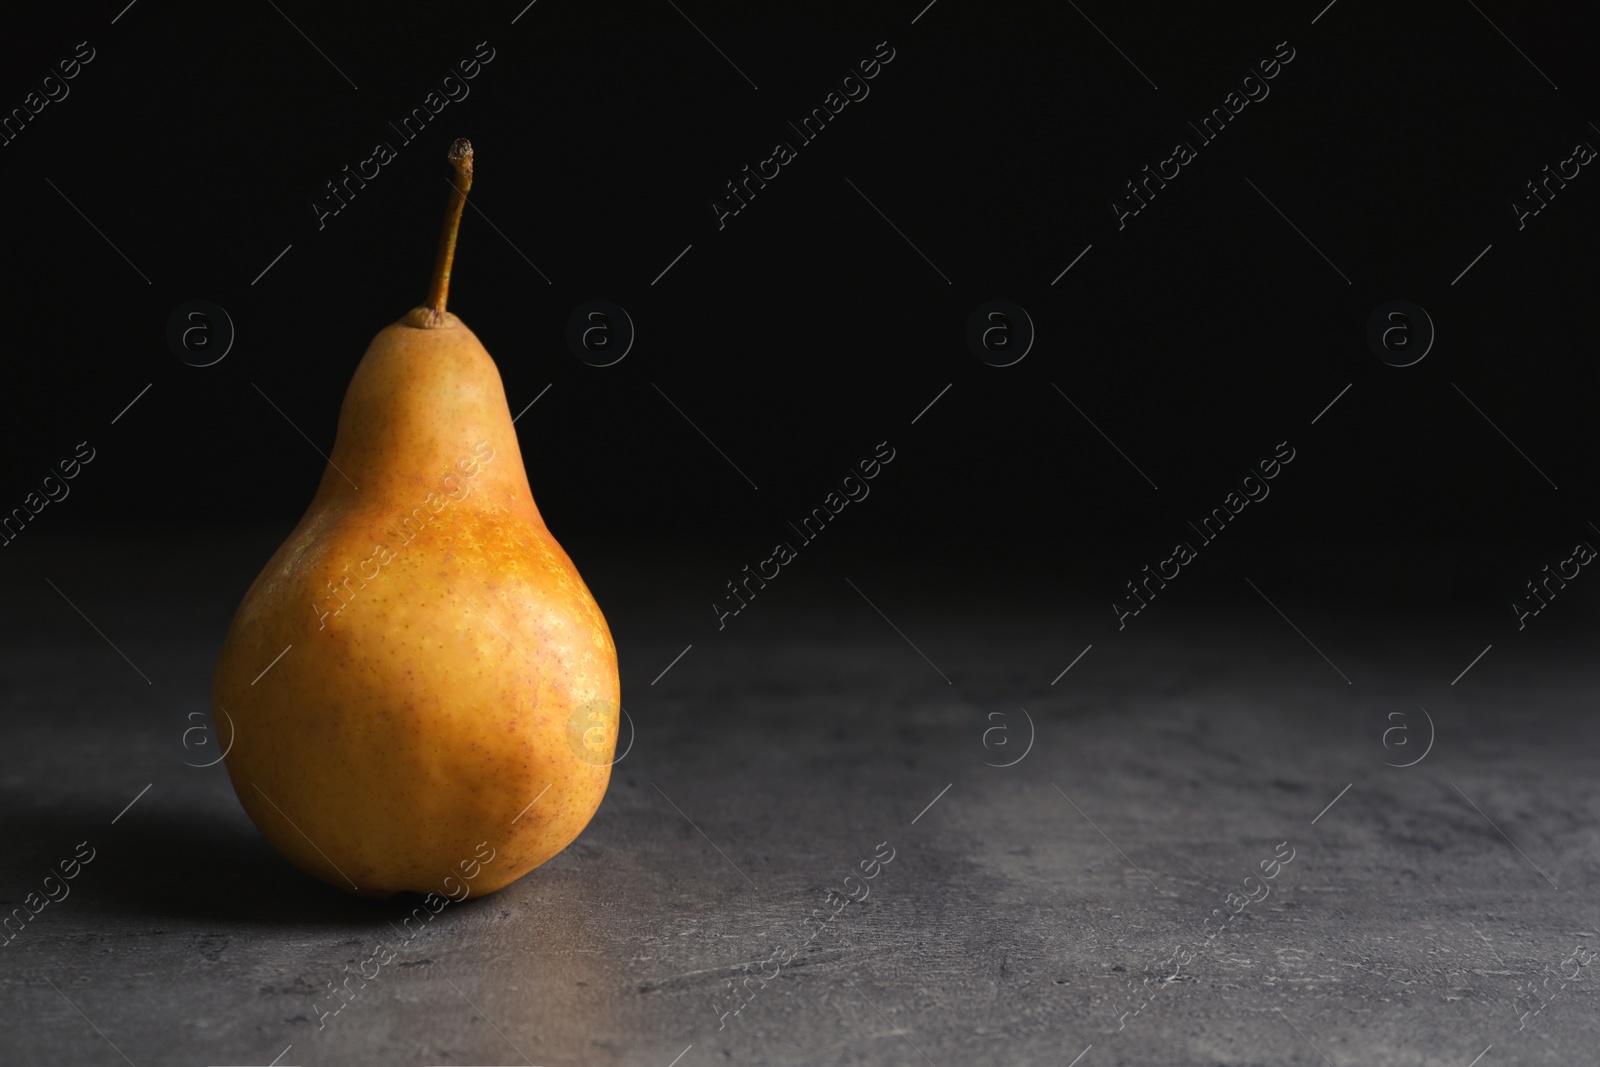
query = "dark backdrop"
xmin=3 ymin=0 xmax=1598 ymax=632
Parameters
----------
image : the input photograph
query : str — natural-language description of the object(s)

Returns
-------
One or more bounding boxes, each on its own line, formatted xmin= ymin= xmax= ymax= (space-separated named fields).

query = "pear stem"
xmin=424 ymin=138 xmax=474 ymax=325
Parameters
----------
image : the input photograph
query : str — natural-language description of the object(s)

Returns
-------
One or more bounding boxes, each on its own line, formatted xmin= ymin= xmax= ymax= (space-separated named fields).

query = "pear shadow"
xmin=0 ymin=789 xmax=424 ymax=929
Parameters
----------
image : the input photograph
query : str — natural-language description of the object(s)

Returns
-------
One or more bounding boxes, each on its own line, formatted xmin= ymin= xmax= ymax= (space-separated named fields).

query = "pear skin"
xmin=212 ymin=143 xmax=618 ymax=899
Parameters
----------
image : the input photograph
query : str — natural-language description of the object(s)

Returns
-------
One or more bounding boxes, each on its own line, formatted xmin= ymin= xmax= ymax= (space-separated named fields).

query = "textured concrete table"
xmin=1 ymin=531 xmax=1596 ymax=1066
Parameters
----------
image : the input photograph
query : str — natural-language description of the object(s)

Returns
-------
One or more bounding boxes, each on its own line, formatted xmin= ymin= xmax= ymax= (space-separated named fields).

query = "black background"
xmin=3 ymin=0 xmax=1598 ymax=634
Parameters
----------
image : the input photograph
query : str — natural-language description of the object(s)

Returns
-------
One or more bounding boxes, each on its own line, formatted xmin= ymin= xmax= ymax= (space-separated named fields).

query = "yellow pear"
xmin=212 ymin=140 xmax=618 ymax=899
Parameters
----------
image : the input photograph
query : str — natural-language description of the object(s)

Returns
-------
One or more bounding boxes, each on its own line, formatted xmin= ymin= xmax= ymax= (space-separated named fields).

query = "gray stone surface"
xmin=1 ymin=531 xmax=1596 ymax=1066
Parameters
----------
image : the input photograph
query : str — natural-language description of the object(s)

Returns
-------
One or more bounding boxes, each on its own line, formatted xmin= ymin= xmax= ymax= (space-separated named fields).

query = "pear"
xmin=213 ymin=140 xmax=619 ymax=899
